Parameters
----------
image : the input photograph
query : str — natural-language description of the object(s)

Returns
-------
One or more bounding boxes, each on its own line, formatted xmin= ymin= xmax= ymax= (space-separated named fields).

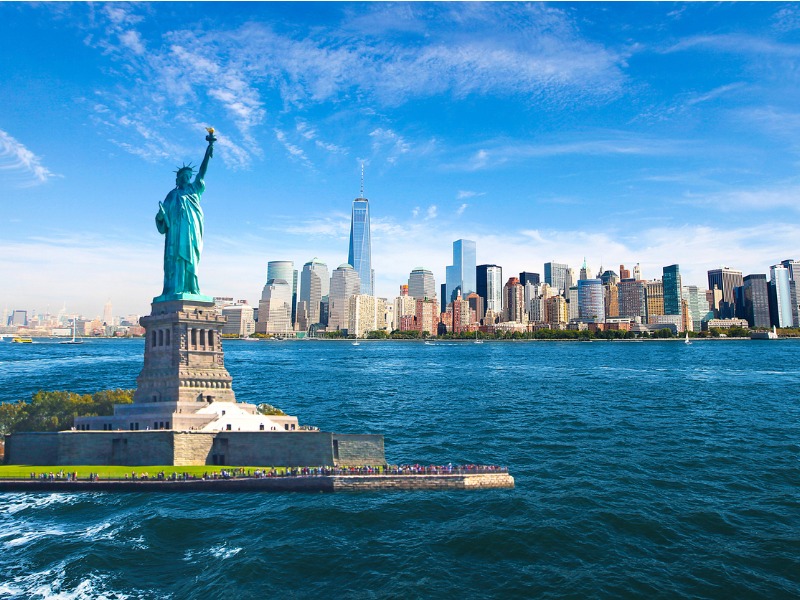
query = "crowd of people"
xmin=20 ymin=464 xmax=508 ymax=482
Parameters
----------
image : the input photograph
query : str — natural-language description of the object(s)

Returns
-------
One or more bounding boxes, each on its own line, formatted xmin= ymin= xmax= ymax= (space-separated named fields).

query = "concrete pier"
xmin=0 ymin=473 xmax=514 ymax=493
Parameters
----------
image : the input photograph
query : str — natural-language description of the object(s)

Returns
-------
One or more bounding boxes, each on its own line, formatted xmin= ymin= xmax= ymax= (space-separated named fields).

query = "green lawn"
xmin=0 ymin=464 xmax=291 ymax=479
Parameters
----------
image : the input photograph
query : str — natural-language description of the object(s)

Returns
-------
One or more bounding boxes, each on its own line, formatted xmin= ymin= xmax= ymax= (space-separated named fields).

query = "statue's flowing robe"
xmin=156 ymin=179 xmax=205 ymax=296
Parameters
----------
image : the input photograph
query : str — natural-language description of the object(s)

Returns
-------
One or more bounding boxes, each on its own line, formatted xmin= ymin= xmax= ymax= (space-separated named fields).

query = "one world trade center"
xmin=348 ymin=180 xmax=374 ymax=296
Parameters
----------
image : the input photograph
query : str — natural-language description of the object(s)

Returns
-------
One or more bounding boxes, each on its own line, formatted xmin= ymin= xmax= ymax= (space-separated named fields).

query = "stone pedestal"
xmin=134 ymin=300 xmax=236 ymax=405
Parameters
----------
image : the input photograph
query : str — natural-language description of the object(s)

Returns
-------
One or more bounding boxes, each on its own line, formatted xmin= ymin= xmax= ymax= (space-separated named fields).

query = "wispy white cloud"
xmin=466 ymin=149 xmax=491 ymax=171
xmin=665 ymin=33 xmax=800 ymax=58
xmin=456 ymin=203 xmax=468 ymax=217
xmin=733 ymin=106 xmax=800 ymax=144
xmin=685 ymin=82 xmax=746 ymax=106
xmin=772 ymin=5 xmax=800 ymax=33
xmin=425 ymin=205 xmax=438 ymax=220
xmin=449 ymin=134 xmax=687 ymax=171
xmin=73 ymin=2 xmax=628 ymax=169
xmin=274 ymin=129 xmax=312 ymax=169
xmin=340 ymin=3 xmax=627 ymax=106
xmin=369 ymin=128 xmax=411 ymax=165
xmin=281 ymin=214 xmax=350 ymax=239
xmin=685 ymin=184 xmax=800 ymax=213
xmin=296 ymin=120 xmax=347 ymax=155
xmin=118 ymin=29 xmax=145 ymax=55
xmin=0 ymin=129 xmax=58 ymax=187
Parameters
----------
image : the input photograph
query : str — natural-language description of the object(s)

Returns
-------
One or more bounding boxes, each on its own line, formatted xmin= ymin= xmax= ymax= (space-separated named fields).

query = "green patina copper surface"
xmin=153 ymin=129 xmax=217 ymax=304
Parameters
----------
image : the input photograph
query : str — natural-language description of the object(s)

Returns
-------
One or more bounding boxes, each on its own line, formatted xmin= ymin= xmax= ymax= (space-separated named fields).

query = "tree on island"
xmin=257 ymin=403 xmax=286 ymax=416
xmin=0 ymin=389 xmax=134 ymax=435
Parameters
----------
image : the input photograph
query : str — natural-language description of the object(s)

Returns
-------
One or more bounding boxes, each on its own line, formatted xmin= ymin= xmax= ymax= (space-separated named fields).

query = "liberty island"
xmin=2 ymin=130 xmax=512 ymax=491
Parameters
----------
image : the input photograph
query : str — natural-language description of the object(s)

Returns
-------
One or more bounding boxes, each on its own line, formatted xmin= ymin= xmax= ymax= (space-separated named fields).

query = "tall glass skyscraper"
xmin=298 ymin=258 xmax=329 ymax=331
xmin=267 ymin=260 xmax=297 ymax=325
xmin=707 ymin=267 xmax=743 ymax=319
xmin=780 ymin=259 xmax=800 ymax=326
xmin=476 ymin=264 xmax=503 ymax=318
xmin=682 ymin=285 xmax=708 ymax=332
xmin=769 ymin=265 xmax=793 ymax=327
xmin=742 ymin=274 xmax=771 ymax=328
xmin=577 ymin=278 xmax=605 ymax=322
xmin=348 ymin=194 xmax=373 ymax=296
xmin=662 ymin=264 xmax=682 ymax=316
xmin=445 ymin=239 xmax=476 ymax=303
xmin=544 ymin=261 xmax=569 ymax=295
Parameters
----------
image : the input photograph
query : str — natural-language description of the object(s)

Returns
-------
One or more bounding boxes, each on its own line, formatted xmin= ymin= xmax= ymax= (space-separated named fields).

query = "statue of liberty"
xmin=154 ymin=128 xmax=216 ymax=303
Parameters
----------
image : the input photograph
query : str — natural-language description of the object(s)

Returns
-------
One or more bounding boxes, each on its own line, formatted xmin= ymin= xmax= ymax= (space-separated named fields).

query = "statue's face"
xmin=176 ymin=171 xmax=191 ymax=187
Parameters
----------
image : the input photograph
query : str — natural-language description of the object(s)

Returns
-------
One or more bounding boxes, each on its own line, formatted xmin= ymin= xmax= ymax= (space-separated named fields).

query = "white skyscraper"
xmin=349 ymin=294 xmax=377 ymax=338
xmin=298 ymin=258 xmax=329 ymax=331
xmin=222 ymin=304 xmax=255 ymax=337
xmin=103 ymin=300 xmax=113 ymax=326
xmin=266 ymin=260 xmax=297 ymax=326
xmin=328 ymin=263 xmax=361 ymax=333
xmin=408 ymin=267 xmax=437 ymax=300
xmin=257 ymin=279 xmax=293 ymax=335
xmin=770 ymin=265 xmax=794 ymax=327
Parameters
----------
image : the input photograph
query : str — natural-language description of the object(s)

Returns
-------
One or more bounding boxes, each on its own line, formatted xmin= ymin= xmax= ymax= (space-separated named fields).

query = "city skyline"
xmin=2 ymin=3 xmax=800 ymax=316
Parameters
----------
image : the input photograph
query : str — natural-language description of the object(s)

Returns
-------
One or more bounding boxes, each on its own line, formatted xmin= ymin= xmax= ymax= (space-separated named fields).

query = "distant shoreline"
xmin=4 ymin=335 xmax=796 ymax=343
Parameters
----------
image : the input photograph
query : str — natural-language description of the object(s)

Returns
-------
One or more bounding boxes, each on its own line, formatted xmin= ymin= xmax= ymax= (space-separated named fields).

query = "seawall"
xmin=0 ymin=473 xmax=514 ymax=493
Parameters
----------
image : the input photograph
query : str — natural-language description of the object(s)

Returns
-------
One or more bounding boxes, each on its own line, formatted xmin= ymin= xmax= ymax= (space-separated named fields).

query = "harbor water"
xmin=0 ymin=338 xmax=798 ymax=598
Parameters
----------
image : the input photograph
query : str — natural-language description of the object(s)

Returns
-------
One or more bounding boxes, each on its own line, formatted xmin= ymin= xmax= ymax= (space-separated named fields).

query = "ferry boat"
xmin=11 ymin=336 xmax=33 ymax=343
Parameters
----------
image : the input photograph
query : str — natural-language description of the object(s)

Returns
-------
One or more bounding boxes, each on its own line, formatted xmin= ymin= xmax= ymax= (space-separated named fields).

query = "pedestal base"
xmin=153 ymin=292 xmax=215 ymax=304
xmin=133 ymin=300 xmax=236 ymax=405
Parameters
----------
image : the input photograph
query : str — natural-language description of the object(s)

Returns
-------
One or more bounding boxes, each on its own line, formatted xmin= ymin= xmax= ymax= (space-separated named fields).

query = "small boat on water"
xmin=12 ymin=336 xmax=33 ymax=343
xmin=59 ymin=318 xmax=83 ymax=345
xmin=684 ymin=332 xmax=692 ymax=345
xmin=352 ymin=341 xmax=360 ymax=346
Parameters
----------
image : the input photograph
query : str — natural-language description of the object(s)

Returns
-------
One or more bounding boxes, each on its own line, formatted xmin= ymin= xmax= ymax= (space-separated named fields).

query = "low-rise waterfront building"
xmin=703 ymin=318 xmax=749 ymax=331
xmin=222 ymin=303 xmax=255 ymax=337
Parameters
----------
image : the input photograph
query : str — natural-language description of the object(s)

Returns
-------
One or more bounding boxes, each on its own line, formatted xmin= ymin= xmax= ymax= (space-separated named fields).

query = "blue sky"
xmin=2 ymin=2 xmax=799 ymax=318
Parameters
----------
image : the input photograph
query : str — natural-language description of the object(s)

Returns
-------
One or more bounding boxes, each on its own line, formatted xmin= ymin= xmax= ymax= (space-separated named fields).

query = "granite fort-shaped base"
xmin=134 ymin=300 xmax=236 ymax=405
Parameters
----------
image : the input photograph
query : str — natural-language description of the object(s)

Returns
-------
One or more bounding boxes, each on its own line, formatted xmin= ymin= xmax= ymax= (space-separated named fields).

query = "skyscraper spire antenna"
xmin=360 ymin=162 xmax=365 ymax=198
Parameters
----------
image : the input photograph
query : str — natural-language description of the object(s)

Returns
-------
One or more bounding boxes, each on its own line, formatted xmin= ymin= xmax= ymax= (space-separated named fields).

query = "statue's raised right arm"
xmin=196 ymin=127 xmax=217 ymax=184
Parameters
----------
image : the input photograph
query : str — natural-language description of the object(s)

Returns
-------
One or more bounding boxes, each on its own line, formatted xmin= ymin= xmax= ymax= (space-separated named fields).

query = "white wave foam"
xmin=210 ymin=544 xmax=242 ymax=559
xmin=184 ymin=543 xmax=242 ymax=562
xmin=3 ymin=527 xmax=66 ymax=549
xmin=3 ymin=563 xmax=156 ymax=600
xmin=0 ymin=493 xmax=79 ymax=516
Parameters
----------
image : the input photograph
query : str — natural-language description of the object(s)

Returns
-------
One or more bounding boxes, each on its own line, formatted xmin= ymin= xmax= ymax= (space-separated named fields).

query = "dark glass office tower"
xmin=663 ymin=264 xmax=682 ymax=316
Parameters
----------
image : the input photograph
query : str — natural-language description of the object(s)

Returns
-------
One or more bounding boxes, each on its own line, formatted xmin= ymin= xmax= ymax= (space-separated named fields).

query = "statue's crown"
xmin=175 ymin=163 xmax=194 ymax=176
